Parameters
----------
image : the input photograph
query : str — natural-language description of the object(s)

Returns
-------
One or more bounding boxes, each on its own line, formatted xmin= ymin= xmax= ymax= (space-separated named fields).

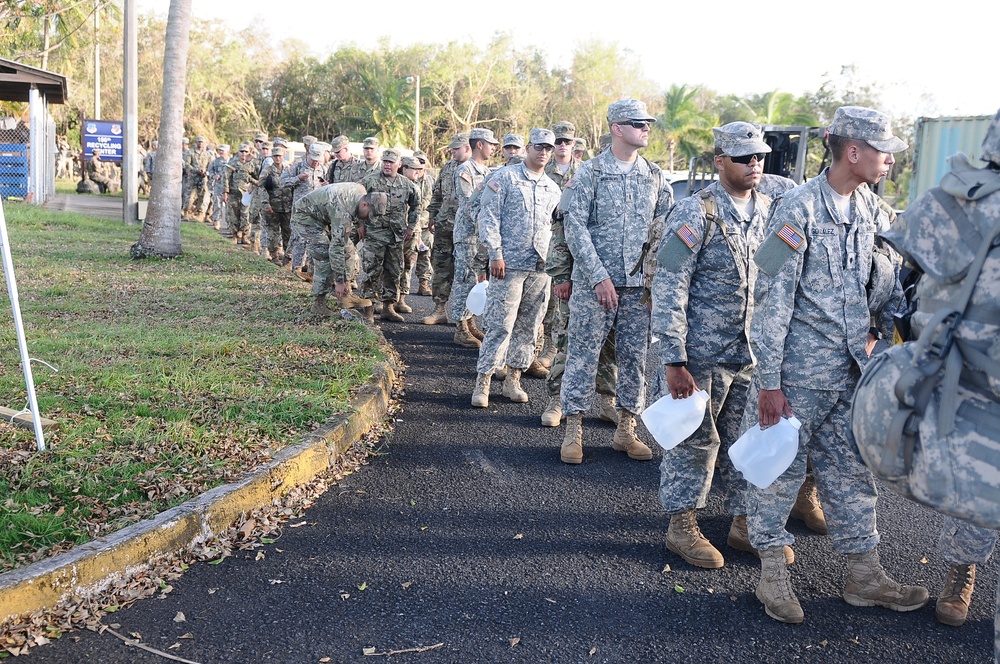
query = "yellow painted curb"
xmin=0 ymin=361 xmax=397 ymax=624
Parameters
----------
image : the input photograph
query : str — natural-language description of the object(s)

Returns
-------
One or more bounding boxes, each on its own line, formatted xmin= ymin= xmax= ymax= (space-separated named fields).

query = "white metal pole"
xmin=0 ymin=201 xmax=46 ymax=451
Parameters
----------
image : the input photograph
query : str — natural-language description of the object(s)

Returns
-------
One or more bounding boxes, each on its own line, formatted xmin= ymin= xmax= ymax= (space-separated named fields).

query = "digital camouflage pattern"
xmin=939 ymin=515 xmax=996 ymax=565
xmin=207 ymin=154 xmax=229 ymax=226
xmin=259 ymin=159 xmax=293 ymax=256
xmin=476 ymin=271 xmax=551 ymax=375
xmin=427 ymin=158 xmax=463 ymax=307
xmin=403 ymin=171 xmax=436 ymax=294
xmin=225 ymin=155 xmax=257 ymax=234
xmin=477 ymin=163 xmax=561 ymax=271
xmin=360 ymin=170 xmax=421 ymax=303
xmin=281 ymin=155 xmax=330 ymax=268
xmin=449 ymin=159 xmax=491 ymax=322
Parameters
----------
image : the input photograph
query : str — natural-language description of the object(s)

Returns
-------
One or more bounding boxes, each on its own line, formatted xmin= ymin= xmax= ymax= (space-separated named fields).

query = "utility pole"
xmin=93 ymin=0 xmax=101 ymax=119
xmin=123 ymin=0 xmax=138 ymax=223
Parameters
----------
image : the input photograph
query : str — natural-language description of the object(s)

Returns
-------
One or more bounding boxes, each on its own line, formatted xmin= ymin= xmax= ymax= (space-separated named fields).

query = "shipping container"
xmin=910 ymin=115 xmax=993 ymax=200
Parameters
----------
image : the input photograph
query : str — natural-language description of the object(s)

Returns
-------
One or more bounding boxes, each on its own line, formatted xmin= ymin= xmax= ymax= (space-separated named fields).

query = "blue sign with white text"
xmin=82 ymin=119 xmax=123 ymax=162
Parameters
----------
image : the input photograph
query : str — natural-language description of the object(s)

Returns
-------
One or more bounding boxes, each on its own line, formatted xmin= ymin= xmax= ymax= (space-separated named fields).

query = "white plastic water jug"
xmin=240 ymin=190 xmax=252 ymax=206
xmin=640 ymin=390 xmax=709 ymax=450
xmin=729 ymin=417 xmax=802 ymax=489
xmin=466 ymin=280 xmax=489 ymax=316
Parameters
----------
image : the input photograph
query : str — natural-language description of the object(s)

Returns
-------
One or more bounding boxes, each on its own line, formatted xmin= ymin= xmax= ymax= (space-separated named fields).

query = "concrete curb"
xmin=0 ymin=360 xmax=398 ymax=624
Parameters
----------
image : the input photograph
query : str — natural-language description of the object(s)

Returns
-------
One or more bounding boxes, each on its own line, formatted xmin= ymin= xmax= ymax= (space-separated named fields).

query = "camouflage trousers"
xmin=184 ymin=177 xmax=208 ymax=216
xmin=476 ymin=269 xmax=551 ymax=375
xmin=262 ymin=208 xmax=291 ymax=256
xmin=401 ymin=231 xmax=425 ymax=296
xmin=546 ymin=293 xmax=617 ymax=397
xmin=290 ymin=213 xmax=334 ymax=297
xmin=248 ymin=197 xmax=266 ymax=245
xmin=430 ymin=221 xmax=455 ymax=306
xmin=744 ymin=377 xmax=880 ymax=554
xmin=212 ymin=184 xmax=227 ymax=225
xmin=562 ymin=286 xmax=649 ymax=416
xmin=448 ymin=242 xmax=480 ymax=322
xmin=227 ymin=195 xmax=250 ymax=234
xmin=361 ymin=226 xmax=404 ymax=304
xmin=658 ymin=361 xmax=752 ymax=516
xmin=939 ymin=515 xmax=997 ymax=565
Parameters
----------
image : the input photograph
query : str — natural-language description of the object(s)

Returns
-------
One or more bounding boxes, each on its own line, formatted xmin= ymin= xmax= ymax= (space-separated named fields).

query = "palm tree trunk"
xmin=130 ymin=0 xmax=191 ymax=259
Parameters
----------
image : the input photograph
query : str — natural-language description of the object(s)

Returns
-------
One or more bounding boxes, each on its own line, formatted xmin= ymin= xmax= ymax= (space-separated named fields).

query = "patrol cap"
xmin=366 ymin=191 xmax=388 ymax=216
xmin=828 ymin=106 xmax=907 ymax=153
xmin=272 ymin=145 xmax=286 ymax=156
xmin=413 ymin=150 xmax=428 ymax=162
xmin=308 ymin=142 xmax=327 ymax=159
xmin=529 ymin=128 xmax=556 ymax=147
xmin=598 ymin=132 xmax=612 ymax=151
xmin=259 ymin=141 xmax=272 ymax=151
xmin=507 ymin=154 xmax=526 ymax=165
xmin=713 ymin=122 xmax=772 ymax=158
xmin=607 ymin=99 xmax=656 ymax=124
xmin=195 ymin=135 xmax=206 ymax=143
xmin=574 ymin=138 xmax=587 ymax=151
xmin=980 ymin=108 xmax=1000 ymax=164
xmin=272 ymin=137 xmax=288 ymax=148
xmin=218 ymin=144 xmax=230 ymax=151
xmin=254 ymin=132 xmax=268 ymax=142
xmin=469 ymin=128 xmax=500 ymax=145
xmin=331 ymin=135 xmax=350 ymax=151
xmin=401 ymin=156 xmax=422 ymax=169
xmin=151 ymin=140 xmax=158 ymax=147
xmin=302 ymin=135 xmax=318 ymax=147
xmin=551 ymin=121 xmax=576 ymax=140
xmin=448 ymin=132 xmax=470 ymax=149
xmin=363 ymin=136 xmax=380 ymax=148
xmin=381 ymin=148 xmax=401 ymax=163
xmin=502 ymin=133 xmax=524 ymax=148
xmin=182 ymin=136 xmax=190 ymax=144
xmin=238 ymin=142 xmax=252 ymax=152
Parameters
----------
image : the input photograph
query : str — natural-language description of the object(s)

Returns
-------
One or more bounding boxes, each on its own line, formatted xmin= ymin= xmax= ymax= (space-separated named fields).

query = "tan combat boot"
xmin=395 ymin=294 xmax=412 ymax=314
xmin=467 ymin=317 xmax=485 ymax=341
xmin=727 ymin=516 xmax=794 ymax=564
xmin=294 ymin=267 xmax=313 ymax=283
xmin=525 ymin=358 xmax=549 ymax=378
xmin=493 ymin=365 xmax=507 ymax=380
xmin=538 ymin=342 xmax=556 ymax=369
xmin=454 ymin=320 xmax=481 ymax=348
xmin=381 ymin=302 xmax=404 ymax=322
xmin=611 ymin=411 xmax=652 ymax=460
xmin=311 ymin=294 xmax=333 ymax=318
xmin=561 ymin=413 xmax=583 ymax=464
xmin=339 ymin=293 xmax=373 ymax=311
xmin=471 ymin=373 xmax=492 ymax=408
xmin=598 ymin=394 xmax=619 ymax=423
xmin=843 ymin=548 xmax=929 ymax=612
xmin=422 ymin=303 xmax=448 ymax=325
xmin=540 ymin=395 xmax=562 ymax=427
xmin=757 ymin=546 xmax=804 ymax=623
xmin=502 ymin=368 xmax=529 ymax=403
xmin=360 ymin=304 xmax=375 ymax=323
xmin=790 ymin=475 xmax=828 ymax=534
xmin=666 ymin=510 xmax=724 ymax=569
xmin=936 ymin=563 xmax=976 ymax=627
xmin=418 ymin=279 xmax=432 ymax=296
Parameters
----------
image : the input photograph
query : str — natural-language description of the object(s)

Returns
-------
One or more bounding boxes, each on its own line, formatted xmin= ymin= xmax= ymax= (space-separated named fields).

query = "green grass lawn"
xmin=0 ymin=202 xmax=385 ymax=572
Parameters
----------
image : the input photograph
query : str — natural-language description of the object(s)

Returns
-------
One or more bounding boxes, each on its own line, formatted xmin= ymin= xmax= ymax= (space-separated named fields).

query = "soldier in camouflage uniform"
xmin=360 ymin=149 xmax=422 ymax=322
xmin=224 ymin=143 xmax=257 ymax=244
xmin=280 ymin=141 xmax=329 ymax=274
xmin=247 ymin=140 xmax=272 ymax=253
xmin=183 ymin=136 xmax=213 ymax=221
xmin=327 ymin=135 xmax=365 ymax=183
xmin=207 ymin=144 xmax=230 ymax=230
xmin=449 ymin=128 xmax=499 ymax=347
xmin=652 ymin=122 xmax=776 ymax=569
xmin=290 ymin=182 xmax=384 ymax=318
xmin=411 ymin=151 xmax=435 ymax=295
xmin=422 ymin=133 xmax=470 ymax=325
xmin=179 ymin=137 xmax=191 ymax=211
xmin=502 ymin=133 xmax=524 ymax=162
xmin=542 ymin=121 xmax=619 ymax=428
xmin=401 ymin=156 xmax=435 ymax=301
xmin=259 ymin=145 xmax=293 ymax=264
xmin=746 ymin=106 xmax=926 ymax=624
xmin=559 ymin=100 xmax=673 ymax=465
xmin=878 ymin=109 xmax=1000 ymax=637
xmin=360 ymin=137 xmax=382 ymax=178
xmin=471 ymin=128 xmax=561 ymax=407
xmin=573 ymin=138 xmax=587 ymax=162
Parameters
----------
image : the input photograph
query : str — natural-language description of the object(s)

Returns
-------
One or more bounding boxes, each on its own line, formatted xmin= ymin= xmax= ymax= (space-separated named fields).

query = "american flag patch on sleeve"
xmin=777 ymin=224 xmax=805 ymax=250
xmin=487 ymin=179 xmax=500 ymax=192
xmin=676 ymin=224 xmax=700 ymax=249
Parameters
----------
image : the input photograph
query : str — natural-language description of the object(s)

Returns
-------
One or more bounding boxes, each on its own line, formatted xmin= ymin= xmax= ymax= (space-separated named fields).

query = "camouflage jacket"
xmin=544 ymin=158 xmax=583 ymax=285
xmin=651 ymin=181 xmax=770 ymax=365
xmin=562 ymin=150 xmax=673 ymax=289
xmin=478 ymin=163 xmax=561 ymax=271
xmin=427 ymin=159 xmax=462 ymax=229
xmin=279 ymin=158 xmax=327 ymax=205
xmin=453 ymin=159 xmax=491 ymax=245
xmin=361 ymin=171 xmax=421 ymax=237
xmin=750 ymin=168 xmax=897 ymax=391
xmin=327 ymin=156 xmax=367 ymax=184
xmin=259 ymin=160 xmax=293 ymax=214
xmin=207 ymin=157 xmax=228 ymax=189
xmin=293 ymin=183 xmax=367 ymax=283
xmin=225 ymin=156 xmax=256 ymax=194
xmin=413 ymin=172 xmax=435 ymax=232
xmin=184 ymin=148 xmax=212 ymax=181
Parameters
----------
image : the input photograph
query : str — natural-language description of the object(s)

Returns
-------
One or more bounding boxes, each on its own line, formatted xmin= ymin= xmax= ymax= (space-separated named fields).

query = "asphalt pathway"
xmin=24 ymin=291 xmax=998 ymax=663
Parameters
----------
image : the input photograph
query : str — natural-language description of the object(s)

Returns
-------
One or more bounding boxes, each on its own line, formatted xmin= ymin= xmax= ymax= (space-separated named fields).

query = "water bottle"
xmin=466 ymin=280 xmax=489 ymax=316
xmin=729 ymin=417 xmax=802 ymax=489
xmin=640 ymin=390 xmax=709 ymax=450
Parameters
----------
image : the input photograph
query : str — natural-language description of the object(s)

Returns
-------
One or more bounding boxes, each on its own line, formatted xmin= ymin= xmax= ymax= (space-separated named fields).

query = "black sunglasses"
xmin=620 ymin=121 xmax=651 ymax=130
xmin=555 ymin=138 xmax=574 ymax=146
xmin=729 ymin=152 xmax=766 ymax=165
